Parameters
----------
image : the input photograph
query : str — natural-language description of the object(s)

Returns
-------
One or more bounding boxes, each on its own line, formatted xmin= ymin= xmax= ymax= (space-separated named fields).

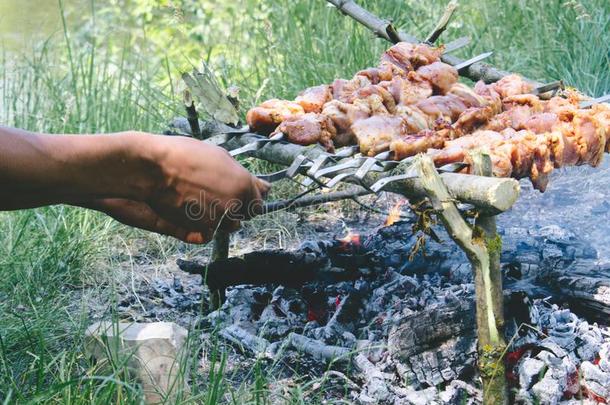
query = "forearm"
xmin=0 ymin=126 xmax=161 ymax=210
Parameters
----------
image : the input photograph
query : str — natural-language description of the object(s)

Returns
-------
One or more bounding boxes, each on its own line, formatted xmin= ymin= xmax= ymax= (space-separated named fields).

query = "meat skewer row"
xmin=390 ymin=88 xmax=609 ymax=171
xmin=271 ymin=75 xmax=503 ymax=155
xmin=246 ymin=43 xmax=455 ymax=136
xmin=427 ymin=102 xmax=610 ymax=191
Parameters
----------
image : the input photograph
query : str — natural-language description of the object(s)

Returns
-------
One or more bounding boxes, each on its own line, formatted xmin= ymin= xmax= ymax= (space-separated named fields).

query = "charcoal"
xmin=599 ymin=343 xmax=610 ymax=373
xmin=219 ymin=325 xmax=270 ymax=356
xmin=388 ymin=299 xmax=477 ymax=388
xmin=163 ymin=215 xmax=610 ymax=403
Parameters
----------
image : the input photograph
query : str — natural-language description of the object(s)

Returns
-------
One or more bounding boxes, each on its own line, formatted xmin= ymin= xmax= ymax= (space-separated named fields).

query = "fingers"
xmin=255 ymin=177 xmax=271 ymax=198
xmin=91 ymin=198 xmax=210 ymax=244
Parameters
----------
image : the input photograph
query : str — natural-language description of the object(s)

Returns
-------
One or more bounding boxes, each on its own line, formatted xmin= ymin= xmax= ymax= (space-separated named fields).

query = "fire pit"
xmin=163 ymin=1 xmax=610 ymax=403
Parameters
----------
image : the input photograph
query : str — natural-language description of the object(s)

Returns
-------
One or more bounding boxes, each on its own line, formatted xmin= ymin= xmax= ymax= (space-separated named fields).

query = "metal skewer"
xmin=580 ymin=94 xmax=610 ymax=109
xmin=453 ymin=52 xmax=493 ymax=71
xmin=229 ymin=132 xmax=284 ymax=156
xmin=442 ymin=37 xmax=470 ymax=54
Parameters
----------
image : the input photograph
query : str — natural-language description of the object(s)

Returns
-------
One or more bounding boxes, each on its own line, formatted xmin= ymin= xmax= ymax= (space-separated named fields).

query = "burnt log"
xmin=388 ymin=298 xmax=477 ymax=389
xmin=537 ymin=260 xmax=610 ymax=323
xmin=177 ymin=248 xmax=363 ymax=297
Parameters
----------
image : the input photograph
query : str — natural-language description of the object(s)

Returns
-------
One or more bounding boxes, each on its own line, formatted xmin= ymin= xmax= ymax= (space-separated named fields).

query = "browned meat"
xmin=356 ymin=61 xmax=407 ymax=84
xmin=589 ymin=103 xmax=610 ymax=152
xmin=295 ymin=85 xmax=332 ymax=113
xmin=394 ymin=104 xmax=434 ymax=133
xmin=547 ymin=124 xmax=580 ymax=168
xmin=430 ymin=130 xmax=505 ymax=167
xmin=572 ymin=113 xmax=605 ymax=166
xmin=523 ymin=113 xmax=558 ymax=134
xmin=490 ymin=74 xmax=534 ymax=98
xmin=381 ymin=42 xmax=443 ymax=71
xmin=352 ymin=115 xmax=408 ymax=156
xmin=321 ymin=99 xmax=371 ymax=146
xmin=246 ymin=99 xmax=304 ymax=134
xmin=347 ymin=84 xmax=397 ymax=114
xmin=416 ymin=62 xmax=459 ymax=95
xmin=246 ymin=41 xmax=607 ymax=193
xmin=381 ymin=74 xmax=433 ymax=105
xmin=331 ymin=76 xmax=371 ymax=101
xmin=449 ymin=83 xmax=492 ymax=110
xmin=273 ymin=113 xmax=337 ymax=152
xmin=390 ymin=129 xmax=447 ymax=160
xmin=474 ymin=80 xmax=503 ymax=114
xmin=416 ymin=95 xmax=468 ymax=122
xmin=454 ymin=106 xmax=497 ymax=135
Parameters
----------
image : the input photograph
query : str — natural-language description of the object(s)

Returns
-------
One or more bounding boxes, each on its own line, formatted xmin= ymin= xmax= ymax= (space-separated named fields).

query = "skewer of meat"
xmin=427 ymin=102 xmax=609 ymax=191
xmin=247 ymin=43 xmax=452 ymax=138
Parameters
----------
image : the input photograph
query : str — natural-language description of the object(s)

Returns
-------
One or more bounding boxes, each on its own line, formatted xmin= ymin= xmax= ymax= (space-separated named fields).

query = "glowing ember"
xmin=339 ymin=230 xmax=361 ymax=249
xmin=384 ymin=201 xmax=405 ymax=227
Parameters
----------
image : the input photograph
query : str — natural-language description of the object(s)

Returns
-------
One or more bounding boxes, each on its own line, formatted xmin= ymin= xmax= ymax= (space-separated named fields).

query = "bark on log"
xmin=208 ymin=231 xmax=231 ymax=310
xmin=218 ymin=132 xmax=520 ymax=215
xmin=414 ymin=153 xmax=508 ymax=404
xmin=325 ymin=0 xmax=417 ymax=43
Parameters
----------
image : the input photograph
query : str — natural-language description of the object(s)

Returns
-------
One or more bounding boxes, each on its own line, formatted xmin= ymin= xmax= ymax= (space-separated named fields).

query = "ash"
xmin=182 ymin=218 xmax=607 ymax=405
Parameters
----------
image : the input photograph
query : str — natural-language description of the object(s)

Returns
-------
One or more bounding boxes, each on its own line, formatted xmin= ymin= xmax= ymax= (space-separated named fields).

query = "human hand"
xmin=140 ymin=135 xmax=270 ymax=242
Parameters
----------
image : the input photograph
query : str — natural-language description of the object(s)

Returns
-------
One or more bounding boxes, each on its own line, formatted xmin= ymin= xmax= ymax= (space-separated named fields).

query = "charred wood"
xmin=288 ymin=332 xmax=351 ymax=362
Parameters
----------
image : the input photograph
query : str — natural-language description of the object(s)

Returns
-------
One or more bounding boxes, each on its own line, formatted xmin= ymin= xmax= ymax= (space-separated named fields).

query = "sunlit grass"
xmin=0 ymin=0 xmax=608 ymax=403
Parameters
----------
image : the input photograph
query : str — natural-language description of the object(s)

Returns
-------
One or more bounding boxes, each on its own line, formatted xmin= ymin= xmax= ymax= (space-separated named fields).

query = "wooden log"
xmin=219 ymin=325 xmax=270 ymax=356
xmin=183 ymin=89 xmax=202 ymax=139
xmin=324 ymin=0 xmax=543 ymax=87
xmin=325 ymin=0 xmax=417 ymax=43
xmin=537 ymin=260 xmax=610 ymax=322
xmin=414 ymin=153 xmax=508 ymax=404
xmin=424 ymin=0 xmax=458 ymax=44
xmin=177 ymin=249 xmax=360 ymax=292
xmin=219 ymin=133 xmax=520 ymax=214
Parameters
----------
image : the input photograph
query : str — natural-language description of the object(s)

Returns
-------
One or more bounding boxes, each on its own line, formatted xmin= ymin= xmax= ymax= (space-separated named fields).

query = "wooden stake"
xmin=183 ymin=89 xmax=201 ymax=139
xmin=414 ymin=153 xmax=507 ymax=404
xmin=207 ymin=231 xmax=230 ymax=311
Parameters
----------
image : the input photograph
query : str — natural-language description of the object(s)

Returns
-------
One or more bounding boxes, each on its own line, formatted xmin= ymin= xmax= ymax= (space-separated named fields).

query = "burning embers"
xmin=172 ymin=221 xmax=610 ymax=404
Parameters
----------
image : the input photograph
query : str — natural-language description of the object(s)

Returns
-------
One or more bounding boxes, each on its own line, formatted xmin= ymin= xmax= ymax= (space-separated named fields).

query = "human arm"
xmin=0 ymin=126 xmax=269 ymax=243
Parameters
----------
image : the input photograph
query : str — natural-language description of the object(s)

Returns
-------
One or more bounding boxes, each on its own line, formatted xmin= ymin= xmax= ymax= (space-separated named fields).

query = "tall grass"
xmin=0 ymin=0 xmax=608 ymax=403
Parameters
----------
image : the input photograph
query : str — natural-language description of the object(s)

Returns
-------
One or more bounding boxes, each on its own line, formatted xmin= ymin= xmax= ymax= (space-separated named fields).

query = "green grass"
xmin=0 ymin=0 xmax=608 ymax=403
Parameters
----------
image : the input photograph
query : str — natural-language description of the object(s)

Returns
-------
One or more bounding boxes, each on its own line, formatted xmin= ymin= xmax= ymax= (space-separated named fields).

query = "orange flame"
xmin=384 ymin=201 xmax=404 ymax=227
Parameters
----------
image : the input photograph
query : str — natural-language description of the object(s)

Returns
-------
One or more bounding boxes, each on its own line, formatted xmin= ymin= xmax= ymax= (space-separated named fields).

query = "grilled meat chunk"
xmin=246 ymin=99 xmax=304 ymax=134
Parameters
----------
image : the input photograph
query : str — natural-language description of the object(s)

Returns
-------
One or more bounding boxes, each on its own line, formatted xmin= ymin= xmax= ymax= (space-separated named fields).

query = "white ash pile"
xmin=187 ymin=220 xmax=610 ymax=404
xmin=508 ymin=304 xmax=610 ymax=404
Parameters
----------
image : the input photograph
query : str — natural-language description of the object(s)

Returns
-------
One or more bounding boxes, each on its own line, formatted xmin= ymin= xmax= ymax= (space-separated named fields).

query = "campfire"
xmin=165 ymin=0 xmax=610 ymax=403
